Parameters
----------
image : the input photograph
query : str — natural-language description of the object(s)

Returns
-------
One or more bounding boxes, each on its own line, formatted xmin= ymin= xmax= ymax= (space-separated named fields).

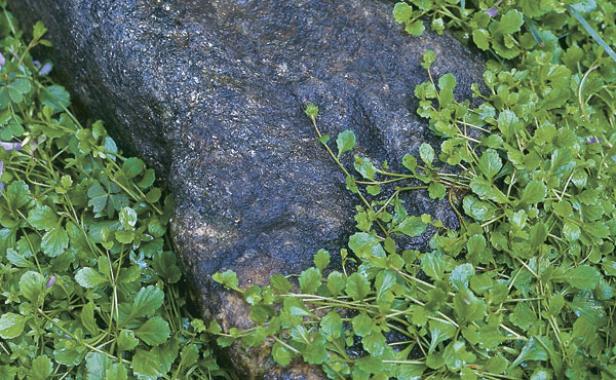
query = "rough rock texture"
xmin=12 ymin=0 xmax=483 ymax=377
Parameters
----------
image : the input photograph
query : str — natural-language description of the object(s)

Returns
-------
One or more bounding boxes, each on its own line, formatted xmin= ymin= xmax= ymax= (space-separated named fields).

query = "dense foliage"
xmin=212 ymin=0 xmax=616 ymax=379
xmin=0 ymin=5 xmax=228 ymax=379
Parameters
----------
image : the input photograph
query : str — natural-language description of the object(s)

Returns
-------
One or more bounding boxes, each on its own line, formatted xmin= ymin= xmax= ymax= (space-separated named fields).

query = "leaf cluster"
xmin=213 ymin=0 xmax=616 ymax=379
xmin=0 ymin=6 xmax=228 ymax=379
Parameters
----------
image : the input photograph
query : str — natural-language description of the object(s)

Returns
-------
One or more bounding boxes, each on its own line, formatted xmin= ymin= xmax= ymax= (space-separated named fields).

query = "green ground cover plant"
xmin=212 ymin=0 xmax=616 ymax=379
xmin=0 ymin=4 xmax=228 ymax=379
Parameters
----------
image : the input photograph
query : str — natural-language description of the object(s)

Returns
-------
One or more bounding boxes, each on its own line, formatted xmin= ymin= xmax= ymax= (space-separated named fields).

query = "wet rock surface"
xmin=12 ymin=0 xmax=482 ymax=377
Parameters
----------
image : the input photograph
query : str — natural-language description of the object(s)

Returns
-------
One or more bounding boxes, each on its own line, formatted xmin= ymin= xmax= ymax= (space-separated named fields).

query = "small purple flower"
xmin=486 ymin=7 xmax=498 ymax=17
xmin=0 ymin=52 xmax=5 ymax=69
xmin=32 ymin=60 xmax=41 ymax=69
xmin=39 ymin=62 xmax=53 ymax=76
xmin=47 ymin=275 xmax=57 ymax=288
xmin=0 ymin=141 xmax=22 ymax=151
xmin=0 ymin=141 xmax=22 ymax=192
xmin=587 ymin=136 xmax=600 ymax=144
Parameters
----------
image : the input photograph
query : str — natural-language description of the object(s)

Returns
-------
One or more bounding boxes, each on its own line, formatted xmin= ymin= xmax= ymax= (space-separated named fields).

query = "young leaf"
xmin=419 ymin=143 xmax=435 ymax=166
xmin=336 ymin=130 xmax=356 ymax=157
xmin=393 ymin=2 xmax=413 ymax=24
xmin=32 ymin=21 xmax=48 ymax=40
xmin=354 ymin=156 xmax=377 ymax=180
xmin=27 ymin=204 xmax=58 ymax=230
xmin=428 ymin=182 xmax=446 ymax=199
xmin=302 ymin=336 xmax=328 ymax=365
xmin=106 ymin=364 xmax=128 ymax=380
xmin=520 ymin=180 xmax=546 ymax=204
xmin=345 ymin=272 xmax=370 ymax=301
xmin=497 ymin=9 xmax=524 ymax=34
xmin=562 ymin=222 xmax=581 ymax=241
xmin=87 ymin=182 xmax=109 ymax=213
xmin=438 ymin=73 xmax=457 ymax=106
xmin=131 ymin=349 xmax=163 ymax=378
xmin=511 ymin=338 xmax=548 ymax=368
xmin=41 ymin=226 xmax=69 ymax=257
xmin=30 ymin=355 xmax=53 ymax=380
xmin=272 ymin=341 xmax=293 ymax=366
xmin=122 ymin=157 xmax=145 ymax=179
xmin=81 ymin=303 xmax=101 ymax=336
xmin=509 ymin=303 xmax=536 ymax=331
xmin=402 ymin=154 xmax=417 ymax=172
xmin=405 ymin=20 xmax=425 ymax=36
xmin=75 ymin=268 xmax=107 ymax=288
xmin=0 ymin=313 xmax=26 ymax=339
xmin=313 ymin=249 xmax=331 ymax=271
xmin=565 ymin=265 xmax=600 ymax=290
xmin=326 ymin=271 xmax=346 ymax=296
xmin=397 ymin=216 xmax=427 ymax=237
xmin=320 ymin=311 xmax=343 ymax=339
xmin=121 ymin=285 xmax=165 ymax=325
xmin=299 ymin=267 xmax=322 ymax=294
xmin=421 ymin=49 xmax=436 ymax=70
xmin=117 ymin=330 xmax=140 ymax=351
xmin=19 ymin=271 xmax=45 ymax=304
xmin=472 ymin=29 xmax=490 ymax=50
xmin=463 ymin=196 xmax=496 ymax=221
xmin=421 ymin=252 xmax=448 ymax=281
xmin=41 ymin=85 xmax=70 ymax=113
xmin=466 ymin=234 xmax=487 ymax=262
xmin=362 ymin=331 xmax=386 ymax=356
xmin=5 ymin=180 xmax=31 ymax=209
xmin=212 ymin=270 xmax=239 ymax=290
xmin=135 ymin=317 xmax=171 ymax=346
xmin=119 ymin=207 xmax=138 ymax=229
xmin=352 ymin=313 xmax=373 ymax=337
xmin=270 ymin=274 xmax=293 ymax=293
xmin=470 ymin=177 xmax=508 ymax=203
xmin=449 ymin=263 xmax=474 ymax=290
xmin=375 ymin=270 xmax=397 ymax=304
xmin=478 ymin=149 xmax=502 ymax=180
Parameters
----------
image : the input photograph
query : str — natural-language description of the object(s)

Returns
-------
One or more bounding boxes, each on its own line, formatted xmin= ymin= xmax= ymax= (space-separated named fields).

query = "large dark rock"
xmin=12 ymin=0 xmax=483 ymax=377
